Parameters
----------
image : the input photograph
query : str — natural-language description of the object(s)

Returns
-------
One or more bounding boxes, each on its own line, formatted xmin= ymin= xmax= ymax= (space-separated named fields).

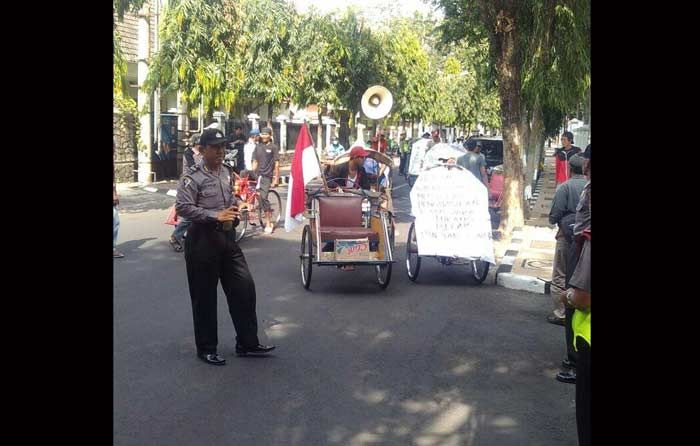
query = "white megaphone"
xmin=361 ymin=85 xmax=393 ymax=120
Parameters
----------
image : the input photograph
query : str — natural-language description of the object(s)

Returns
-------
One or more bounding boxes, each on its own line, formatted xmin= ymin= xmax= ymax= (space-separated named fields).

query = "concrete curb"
xmin=493 ymin=228 xmax=550 ymax=295
xmin=496 ymin=273 xmax=546 ymax=294
xmin=131 ymin=175 xmax=293 ymax=198
xmin=492 ymin=147 xmax=555 ymax=295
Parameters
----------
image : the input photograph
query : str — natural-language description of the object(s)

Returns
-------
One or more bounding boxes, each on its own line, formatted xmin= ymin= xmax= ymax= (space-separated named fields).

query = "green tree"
xmin=144 ymin=0 xmax=244 ymax=115
xmin=380 ymin=18 xmax=433 ymax=133
xmin=520 ymin=0 xmax=590 ymax=200
xmin=434 ymin=0 xmax=590 ymax=235
xmin=334 ymin=9 xmax=385 ymax=136
xmin=238 ymin=0 xmax=298 ymax=121
xmin=288 ymin=8 xmax=350 ymax=144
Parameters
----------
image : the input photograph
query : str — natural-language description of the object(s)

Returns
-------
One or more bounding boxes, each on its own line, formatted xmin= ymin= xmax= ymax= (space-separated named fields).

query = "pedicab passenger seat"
xmin=317 ymin=194 xmax=378 ymax=241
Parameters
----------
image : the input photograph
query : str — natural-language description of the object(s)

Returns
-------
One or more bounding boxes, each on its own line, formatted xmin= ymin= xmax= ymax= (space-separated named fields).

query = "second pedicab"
xmin=405 ymin=159 xmax=496 ymax=284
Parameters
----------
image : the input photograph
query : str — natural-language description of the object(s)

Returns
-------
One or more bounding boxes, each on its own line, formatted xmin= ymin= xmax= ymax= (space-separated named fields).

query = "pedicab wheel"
xmin=253 ymin=194 xmax=266 ymax=228
xmin=376 ymin=262 xmax=392 ymax=289
xmin=406 ymin=221 xmax=421 ymax=281
xmin=267 ymin=190 xmax=283 ymax=226
xmin=235 ymin=211 xmax=248 ymax=242
xmin=471 ymin=259 xmax=490 ymax=284
xmin=300 ymin=225 xmax=313 ymax=289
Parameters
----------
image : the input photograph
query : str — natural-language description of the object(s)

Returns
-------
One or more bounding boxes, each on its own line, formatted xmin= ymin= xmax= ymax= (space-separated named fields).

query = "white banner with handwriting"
xmin=410 ymin=166 xmax=495 ymax=264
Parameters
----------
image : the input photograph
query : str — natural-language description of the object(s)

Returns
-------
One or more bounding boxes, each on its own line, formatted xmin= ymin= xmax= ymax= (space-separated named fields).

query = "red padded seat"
xmin=317 ymin=195 xmax=378 ymax=241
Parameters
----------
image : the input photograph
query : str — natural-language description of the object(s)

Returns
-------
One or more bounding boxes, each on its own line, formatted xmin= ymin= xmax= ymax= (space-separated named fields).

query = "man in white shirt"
xmin=243 ymin=129 xmax=260 ymax=171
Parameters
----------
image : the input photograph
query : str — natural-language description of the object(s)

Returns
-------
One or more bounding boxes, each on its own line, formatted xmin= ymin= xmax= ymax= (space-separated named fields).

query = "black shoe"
xmin=556 ymin=369 xmax=576 ymax=384
xmin=236 ymin=344 xmax=276 ymax=356
xmin=547 ymin=314 xmax=565 ymax=326
xmin=561 ymin=358 xmax=576 ymax=369
xmin=197 ymin=352 xmax=226 ymax=365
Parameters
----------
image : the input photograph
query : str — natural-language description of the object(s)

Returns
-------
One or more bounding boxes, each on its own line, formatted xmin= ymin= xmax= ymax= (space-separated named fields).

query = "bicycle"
xmin=232 ymin=172 xmax=282 ymax=242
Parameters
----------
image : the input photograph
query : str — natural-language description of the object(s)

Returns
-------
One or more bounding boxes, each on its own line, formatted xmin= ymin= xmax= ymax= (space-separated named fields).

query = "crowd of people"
xmin=547 ymin=134 xmax=591 ymax=446
xmin=115 ymin=125 xmax=590 ymax=443
xmin=166 ymin=125 xmax=281 ymax=252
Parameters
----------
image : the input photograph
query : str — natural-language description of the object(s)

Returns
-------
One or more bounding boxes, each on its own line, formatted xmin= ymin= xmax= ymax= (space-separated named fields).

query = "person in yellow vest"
xmin=567 ymin=232 xmax=590 ymax=446
xmin=566 ymin=145 xmax=591 ymax=446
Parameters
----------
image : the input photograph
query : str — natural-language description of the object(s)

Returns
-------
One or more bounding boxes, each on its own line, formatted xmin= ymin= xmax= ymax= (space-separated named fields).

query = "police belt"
xmin=193 ymin=220 xmax=238 ymax=232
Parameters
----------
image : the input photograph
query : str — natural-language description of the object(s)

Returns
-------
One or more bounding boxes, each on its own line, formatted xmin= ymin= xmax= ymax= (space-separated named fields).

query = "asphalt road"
xmin=114 ymin=170 xmax=576 ymax=446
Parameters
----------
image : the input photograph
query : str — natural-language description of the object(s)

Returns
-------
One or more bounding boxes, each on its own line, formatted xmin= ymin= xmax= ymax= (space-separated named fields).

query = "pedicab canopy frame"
xmin=299 ymin=148 xmax=396 ymax=289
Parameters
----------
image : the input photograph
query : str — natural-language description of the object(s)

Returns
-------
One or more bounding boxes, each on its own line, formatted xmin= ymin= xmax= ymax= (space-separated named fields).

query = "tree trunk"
xmin=525 ymin=100 xmax=543 ymax=195
xmin=486 ymin=5 xmax=526 ymax=236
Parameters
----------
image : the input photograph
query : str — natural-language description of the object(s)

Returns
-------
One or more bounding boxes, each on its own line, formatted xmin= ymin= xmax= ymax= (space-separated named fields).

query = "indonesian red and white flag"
xmin=285 ymin=123 xmax=322 ymax=232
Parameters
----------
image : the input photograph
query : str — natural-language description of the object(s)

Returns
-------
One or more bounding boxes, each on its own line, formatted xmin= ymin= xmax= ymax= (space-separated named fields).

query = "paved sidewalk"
xmin=494 ymin=148 xmax=560 ymax=294
xmin=116 ymin=166 xmax=294 ymax=196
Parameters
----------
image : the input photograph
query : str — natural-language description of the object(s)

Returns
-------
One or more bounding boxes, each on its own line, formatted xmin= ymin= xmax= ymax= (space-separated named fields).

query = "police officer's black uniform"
xmin=175 ymin=128 xmax=275 ymax=365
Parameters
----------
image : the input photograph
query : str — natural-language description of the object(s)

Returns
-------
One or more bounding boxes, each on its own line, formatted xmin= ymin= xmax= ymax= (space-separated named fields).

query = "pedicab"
xmin=300 ymin=149 xmax=396 ymax=289
xmin=405 ymin=160 xmax=495 ymax=284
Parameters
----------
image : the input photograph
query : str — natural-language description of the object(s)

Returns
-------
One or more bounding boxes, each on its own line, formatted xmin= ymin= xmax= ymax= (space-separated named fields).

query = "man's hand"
xmin=216 ymin=206 xmax=240 ymax=222
xmin=560 ymin=289 xmax=574 ymax=308
xmin=572 ymin=288 xmax=591 ymax=311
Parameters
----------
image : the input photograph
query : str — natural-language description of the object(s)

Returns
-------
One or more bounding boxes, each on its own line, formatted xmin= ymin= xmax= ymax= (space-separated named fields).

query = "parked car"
xmin=464 ymin=136 xmax=504 ymax=228
xmin=464 ymin=136 xmax=503 ymax=169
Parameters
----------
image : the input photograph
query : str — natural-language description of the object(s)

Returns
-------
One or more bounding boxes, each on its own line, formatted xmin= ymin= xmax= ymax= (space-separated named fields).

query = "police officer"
xmin=175 ymin=127 xmax=276 ymax=365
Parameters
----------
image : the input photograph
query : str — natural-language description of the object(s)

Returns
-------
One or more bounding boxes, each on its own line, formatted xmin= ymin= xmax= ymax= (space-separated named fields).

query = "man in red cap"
xmin=329 ymin=145 xmax=371 ymax=190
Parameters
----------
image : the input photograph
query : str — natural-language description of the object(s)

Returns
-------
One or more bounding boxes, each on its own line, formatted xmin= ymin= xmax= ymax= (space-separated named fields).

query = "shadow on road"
xmin=115 ymin=237 xmax=158 ymax=253
xmin=113 ymin=171 xmax=576 ymax=446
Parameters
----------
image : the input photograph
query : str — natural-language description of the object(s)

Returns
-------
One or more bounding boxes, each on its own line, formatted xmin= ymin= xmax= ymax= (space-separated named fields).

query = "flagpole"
xmin=306 ymin=121 xmax=330 ymax=194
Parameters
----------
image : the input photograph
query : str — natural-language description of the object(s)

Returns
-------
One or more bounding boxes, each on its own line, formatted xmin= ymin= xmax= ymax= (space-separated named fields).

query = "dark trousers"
xmin=564 ymin=236 xmax=580 ymax=367
xmin=576 ymin=337 xmax=591 ymax=446
xmin=184 ymin=223 xmax=260 ymax=354
xmin=258 ymin=175 xmax=273 ymax=212
xmin=399 ymin=152 xmax=409 ymax=175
